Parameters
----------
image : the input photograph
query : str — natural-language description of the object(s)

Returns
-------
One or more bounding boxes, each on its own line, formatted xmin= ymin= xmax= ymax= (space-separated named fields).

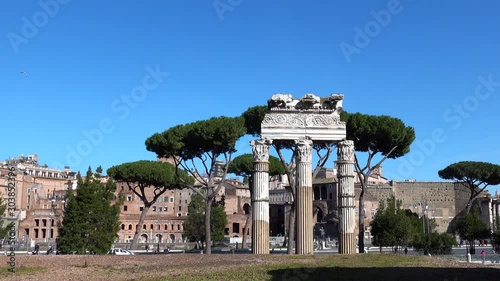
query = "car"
xmin=109 ymin=248 xmax=135 ymax=255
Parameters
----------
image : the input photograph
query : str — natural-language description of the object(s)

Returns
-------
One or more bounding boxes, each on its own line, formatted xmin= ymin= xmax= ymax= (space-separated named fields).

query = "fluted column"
xmin=295 ymin=138 xmax=313 ymax=255
xmin=337 ymin=140 xmax=356 ymax=254
xmin=251 ymin=138 xmax=272 ymax=254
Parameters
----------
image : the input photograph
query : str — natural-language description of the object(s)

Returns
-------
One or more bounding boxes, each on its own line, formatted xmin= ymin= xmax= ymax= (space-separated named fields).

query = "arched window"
xmin=321 ymin=185 xmax=327 ymax=200
xmin=314 ymin=186 xmax=320 ymax=200
xmin=243 ymin=203 xmax=250 ymax=215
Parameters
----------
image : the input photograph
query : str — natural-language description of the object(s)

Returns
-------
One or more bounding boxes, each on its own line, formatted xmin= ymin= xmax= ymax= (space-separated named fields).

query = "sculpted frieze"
xmin=262 ymin=113 xmax=344 ymax=128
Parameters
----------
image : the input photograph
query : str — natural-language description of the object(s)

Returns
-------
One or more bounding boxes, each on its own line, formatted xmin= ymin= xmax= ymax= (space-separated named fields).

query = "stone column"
xmin=251 ymin=138 xmax=272 ymax=254
xmin=337 ymin=140 xmax=356 ymax=254
xmin=495 ymin=200 xmax=500 ymax=231
xmin=295 ymin=138 xmax=313 ymax=255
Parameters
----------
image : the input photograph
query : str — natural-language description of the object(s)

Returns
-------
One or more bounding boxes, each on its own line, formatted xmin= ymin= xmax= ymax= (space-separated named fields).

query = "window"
xmin=127 ymin=196 xmax=132 ymax=201
xmin=178 ymin=206 xmax=181 ymax=211
xmin=232 ymin=223 xmax=240 ymax=233
xmin=152 ymin=206 xmax=156 ymax=212
xmin=163 ymin=206 xmax=168 ymax=212
xmin=140 ymin=206 xmax=144 ymax=211
xmin=169 ymin=197 xmax=174 ymax=203
xmin=124 ymin=206 xmax=128 ymax=211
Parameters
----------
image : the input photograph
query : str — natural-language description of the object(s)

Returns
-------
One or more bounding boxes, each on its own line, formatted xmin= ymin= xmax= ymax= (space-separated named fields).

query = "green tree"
xmin=412 ymin=232 xmax=456 ymax=255
xmin=183 ymin=192 xmax=227 ymax=247
xmin=438 ymin=161 xmax=500 ymax=213
xmin=456 ymin=207 xmax=490 ymax=254
xmin=57 ymin=167 xmax=122 ymax=254
xmin=228 ymin=153 xmax=285 ymax=248
xmin=344 ymin=112 xmax=415 ymax=253
xmin=107 ymin=160 xmax=193 ymax=250
xmin=370 ymin=196 xmax=413 ymax=251
xmin=146 ymin=116 xmax=246 ymax=254
xmin=242 ymin=105 xmax=337 ymax=254
xmin=183 ymin=193 xmax=205 ymax=245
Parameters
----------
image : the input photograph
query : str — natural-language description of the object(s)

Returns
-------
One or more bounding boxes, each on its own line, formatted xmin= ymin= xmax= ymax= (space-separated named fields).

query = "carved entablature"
xmin=267 ymin=93 xmax=343 ymax=113
xmin=250 ymin=138 xmax=272 ymax=162
xmin=262 ymin=93 xmax=347 ymax=141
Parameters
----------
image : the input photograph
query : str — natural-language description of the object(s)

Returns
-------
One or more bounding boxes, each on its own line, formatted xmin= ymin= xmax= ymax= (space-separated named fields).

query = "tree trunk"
xmin=130 ymin=205 xmax=150 ymax=250
xmin=466 ymin=192 xmax=477 ymax=213
xmin=241 ymin=211 xmax=251 ymax=249
xmin=287 ymin=203 xmax=296 ymax=254
xmin=204 ymin=198 xmax=212 ymax=254
xmin=358 ymin=186 xmax=366 ymax=253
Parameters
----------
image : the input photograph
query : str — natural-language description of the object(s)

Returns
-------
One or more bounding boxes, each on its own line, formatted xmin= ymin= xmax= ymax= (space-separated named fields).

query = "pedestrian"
xmin=481 ymin=250 xmax=486 ymax=263
xmin=404 ymin=247 xmax=408 ymax=255
xmin=33 ymin=244 xmax=40 ymax=255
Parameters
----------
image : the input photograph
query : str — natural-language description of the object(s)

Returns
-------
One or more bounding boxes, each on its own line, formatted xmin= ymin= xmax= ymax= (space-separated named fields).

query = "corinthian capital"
xmin=251 ymin=138 xmax=272 ymax=162
xmin=337 ymin=140 xmax=354 ymax=162
xmin=295 ymin=138 xmax=313 ymax=162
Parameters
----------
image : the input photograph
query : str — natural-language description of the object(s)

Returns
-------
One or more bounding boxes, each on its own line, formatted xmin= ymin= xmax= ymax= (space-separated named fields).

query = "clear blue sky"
xmin=1 ymin=1 xmax=499 ymax=194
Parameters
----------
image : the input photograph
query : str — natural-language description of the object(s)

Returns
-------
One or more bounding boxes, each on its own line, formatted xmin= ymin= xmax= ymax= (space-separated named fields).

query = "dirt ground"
xmin=1 ymin=253 xmax=496 ymax=281
xmin=2 ymin=254 xmax=278 ymax=281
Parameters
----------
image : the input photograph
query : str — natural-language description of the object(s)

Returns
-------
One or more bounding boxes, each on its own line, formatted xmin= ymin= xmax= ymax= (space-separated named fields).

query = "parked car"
xmin=109 ymin=248 xmax=135 ymax=255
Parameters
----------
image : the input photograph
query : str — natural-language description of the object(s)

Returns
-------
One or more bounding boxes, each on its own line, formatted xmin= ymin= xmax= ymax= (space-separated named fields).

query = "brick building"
xmin=1 ymin=154 xmax=77 ymax=245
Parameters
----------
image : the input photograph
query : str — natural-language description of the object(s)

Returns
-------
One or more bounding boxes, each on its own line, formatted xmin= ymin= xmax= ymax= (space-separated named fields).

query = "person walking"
xmin=481 ymin=250 xmax=486 ymax=263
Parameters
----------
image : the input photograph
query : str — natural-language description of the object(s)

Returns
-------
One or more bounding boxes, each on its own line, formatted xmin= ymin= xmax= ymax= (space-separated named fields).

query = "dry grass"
xmin=1 ymin=253 xmax=499 ymax=281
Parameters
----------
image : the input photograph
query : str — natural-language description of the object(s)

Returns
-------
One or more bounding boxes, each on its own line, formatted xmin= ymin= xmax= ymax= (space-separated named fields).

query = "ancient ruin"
xmin=251 ymin=93 xmax=356 ymax=254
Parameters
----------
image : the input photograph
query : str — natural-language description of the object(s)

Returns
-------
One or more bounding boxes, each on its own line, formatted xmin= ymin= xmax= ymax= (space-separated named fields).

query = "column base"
xmin=339 ymin=232 xmax=356 ymax=254
xmin=252 ymin=219 xmax=269 ymax=254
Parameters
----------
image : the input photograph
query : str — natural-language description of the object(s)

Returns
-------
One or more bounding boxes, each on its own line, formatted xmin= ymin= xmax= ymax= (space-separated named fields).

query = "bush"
xmin=412 ymin=232 xmax=457 ymax=255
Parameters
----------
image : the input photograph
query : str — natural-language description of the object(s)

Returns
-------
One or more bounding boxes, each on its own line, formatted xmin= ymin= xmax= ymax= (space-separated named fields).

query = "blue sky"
xmin=1 ymin=0 xmax=499 ymax=194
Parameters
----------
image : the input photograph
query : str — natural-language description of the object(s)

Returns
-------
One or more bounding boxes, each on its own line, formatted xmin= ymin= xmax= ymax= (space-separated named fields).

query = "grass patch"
xmin=151 ymin=254 xmax=499 ymax=281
